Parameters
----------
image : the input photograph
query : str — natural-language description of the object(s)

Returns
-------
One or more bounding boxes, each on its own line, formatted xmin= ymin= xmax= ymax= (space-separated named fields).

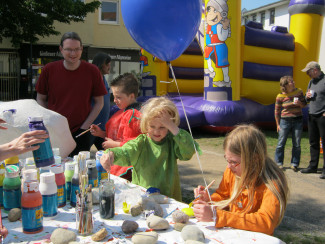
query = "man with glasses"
xmin=36 ymin=32 xmax=107 ymax=156
xmin=300 ymin=61 xmax=325 ymax=179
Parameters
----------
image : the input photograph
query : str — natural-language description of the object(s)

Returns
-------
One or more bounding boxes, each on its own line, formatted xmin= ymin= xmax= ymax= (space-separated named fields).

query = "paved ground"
xmin=178 ymin=148 xmax=325 ymax=237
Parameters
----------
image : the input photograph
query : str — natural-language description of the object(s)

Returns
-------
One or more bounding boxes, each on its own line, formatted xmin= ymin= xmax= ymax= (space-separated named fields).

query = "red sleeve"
xmin=119 ymin=109 xmax=142 ymax=146
xmin=35 ymin=64 xmax=51 ymax=95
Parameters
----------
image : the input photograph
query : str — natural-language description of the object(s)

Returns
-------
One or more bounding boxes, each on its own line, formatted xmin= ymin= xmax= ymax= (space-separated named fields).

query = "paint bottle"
xmin=96 ymin=151 xmax=108 ymax=183
xmin=0 ymin=169 xmax=5 ymax=208
xmin=24 ymin=157 xmax=40 ymax=182
xmin=64 ymin=162 xmax=75 ymax=202
xmin=99 ymin=179 xmax=115 ymax=219
xmin=21 ymin=181 xmax=43 ymax=234
xmin=4 ymin=156 xmax=20 ymax=168
xmin=28 ymin=116 xmax=55 ymax=168
xmin=50 ymin=164 xmax=66 ymax=208
xmin=39 ymin=172 xmax=58 ymax=218
xmin=21 ymin=169 xmax=38 ymax=192
xmin=70 ymin=163 xmax=80 ymax=207
xmin=87 ymin=159 xmax=98 ymax=188
xmin=3 ymin=165 xmax=21 ymax=212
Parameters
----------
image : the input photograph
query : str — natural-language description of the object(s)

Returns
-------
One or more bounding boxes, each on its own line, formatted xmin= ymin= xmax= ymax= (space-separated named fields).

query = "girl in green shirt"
xmin=100 ymin=97 xmax=200 ymax=201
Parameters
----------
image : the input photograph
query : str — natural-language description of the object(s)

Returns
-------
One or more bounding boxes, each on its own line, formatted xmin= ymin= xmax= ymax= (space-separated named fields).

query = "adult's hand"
xmin=0 ymin=130 xmax=48 ymax=161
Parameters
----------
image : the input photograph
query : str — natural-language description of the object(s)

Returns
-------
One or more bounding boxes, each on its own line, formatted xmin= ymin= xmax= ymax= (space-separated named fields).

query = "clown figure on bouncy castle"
xmin=205 ymin=0 xmax=231 ymax=87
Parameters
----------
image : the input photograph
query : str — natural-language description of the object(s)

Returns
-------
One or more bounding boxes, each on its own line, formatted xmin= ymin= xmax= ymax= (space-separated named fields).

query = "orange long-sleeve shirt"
xmin=211 ymin=168 xmax=281 ymax=235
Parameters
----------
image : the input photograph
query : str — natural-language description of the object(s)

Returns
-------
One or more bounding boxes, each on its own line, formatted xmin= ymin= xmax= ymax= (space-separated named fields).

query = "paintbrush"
xmin=75 ymin=123 xmax=101 ymax=138
xmin=189 ymin=179 xmax=216 ymax=207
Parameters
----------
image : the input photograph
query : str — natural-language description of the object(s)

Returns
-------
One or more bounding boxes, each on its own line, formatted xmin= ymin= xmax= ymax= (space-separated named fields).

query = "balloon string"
xmin=167 ymin=62 xmax=208 ymax=190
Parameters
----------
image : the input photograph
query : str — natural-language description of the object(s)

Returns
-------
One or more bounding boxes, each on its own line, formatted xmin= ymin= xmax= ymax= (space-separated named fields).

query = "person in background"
xmin=90 ymin=73 xmax=141 ymax=181
xmin=36 ymin=32 xmax=107 ymax=156
xmin=100 ymin=97 xmax=201 ymax=201
xmin=90 ymin=52 xmax=112 ymax=151
xmin=193 ymin=124 xmax=289 ymax=236
xmin=300 ymin=61 xmax=325 ymax=179
xmin=274 ymin=76 xmax=307 ymax=171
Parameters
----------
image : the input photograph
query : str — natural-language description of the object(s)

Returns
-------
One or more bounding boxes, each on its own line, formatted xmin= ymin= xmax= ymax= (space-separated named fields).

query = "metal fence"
xmin=0 ymin=52 xmax=20 ymax=101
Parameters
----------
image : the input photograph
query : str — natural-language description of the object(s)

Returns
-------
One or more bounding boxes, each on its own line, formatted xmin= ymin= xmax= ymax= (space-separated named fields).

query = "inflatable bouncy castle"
xmin=124 ymin=0 xmax=325 ymax=132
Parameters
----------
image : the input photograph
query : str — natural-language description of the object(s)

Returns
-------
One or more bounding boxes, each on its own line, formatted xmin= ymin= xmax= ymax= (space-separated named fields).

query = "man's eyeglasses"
xmin=224 ymin=155 xmax=240 ymax=167
xmin=63 ymin=47 xmax=82 ymax=53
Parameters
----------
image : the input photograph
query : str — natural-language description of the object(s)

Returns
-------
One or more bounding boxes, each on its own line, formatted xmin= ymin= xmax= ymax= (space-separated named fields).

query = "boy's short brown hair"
xmin=110 ymin=73 xmax=139 ymax=98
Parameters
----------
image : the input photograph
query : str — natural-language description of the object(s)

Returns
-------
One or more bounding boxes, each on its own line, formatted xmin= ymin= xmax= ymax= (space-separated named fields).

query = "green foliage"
xmin=0 ymin=0 xmax=101 ymax=47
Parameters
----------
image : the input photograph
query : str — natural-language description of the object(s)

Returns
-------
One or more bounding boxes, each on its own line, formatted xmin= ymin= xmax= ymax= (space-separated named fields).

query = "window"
xmin=244 ymin=17 xmax=248 ymax=24
xmin=270 ymin=8 xmax=275 ymax=25
xmin=261 ymin=11 xmax=265 ymax=26
xmin=99 ymin=0 xmax=119 ymax=24
xmin=252 ymin=14 xmax=257 ymax=22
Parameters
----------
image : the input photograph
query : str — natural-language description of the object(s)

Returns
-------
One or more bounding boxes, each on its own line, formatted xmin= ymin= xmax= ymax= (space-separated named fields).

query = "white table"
xmin=2 ymin=175 xmax=284 ymax=244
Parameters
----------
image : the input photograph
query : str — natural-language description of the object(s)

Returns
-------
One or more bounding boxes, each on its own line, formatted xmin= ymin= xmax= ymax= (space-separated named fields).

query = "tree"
xmin=0 ymin=0 xmax=101 ymax=47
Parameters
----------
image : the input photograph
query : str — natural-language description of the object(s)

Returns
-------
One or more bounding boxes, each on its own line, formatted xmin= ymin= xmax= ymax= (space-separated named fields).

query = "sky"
xmin=241 ymin=0 xmax=279 ymax=11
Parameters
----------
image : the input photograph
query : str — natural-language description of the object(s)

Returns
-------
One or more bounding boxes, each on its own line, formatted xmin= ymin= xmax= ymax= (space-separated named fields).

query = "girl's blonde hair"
xmin=215 ymin=124 xmax=289 ymax=226
xmin=279 ymin=75 xmax=293 ymax=93
xmin=140 ymin=97 xmax=180 ymax=133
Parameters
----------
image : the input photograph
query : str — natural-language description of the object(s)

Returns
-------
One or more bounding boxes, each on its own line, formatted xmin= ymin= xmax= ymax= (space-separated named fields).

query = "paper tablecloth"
xmin=1 ymin=175 xmax=284 ymax=244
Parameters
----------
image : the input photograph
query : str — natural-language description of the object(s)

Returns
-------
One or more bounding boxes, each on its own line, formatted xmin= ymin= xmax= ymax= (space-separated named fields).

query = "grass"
xmin=276 ymin=233 xmax=325 ymax=244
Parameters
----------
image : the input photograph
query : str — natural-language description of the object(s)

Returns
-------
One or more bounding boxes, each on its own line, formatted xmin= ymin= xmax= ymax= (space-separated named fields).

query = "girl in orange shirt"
xmin=193 ymin=124 xmax=289 ymax=235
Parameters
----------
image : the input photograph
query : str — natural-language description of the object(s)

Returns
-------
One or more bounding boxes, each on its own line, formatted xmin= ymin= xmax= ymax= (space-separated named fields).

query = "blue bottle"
xmin=28 ymin=117 xmax=55 ymax=168
xmin=96 ymin=151 xmax=108 ymax=183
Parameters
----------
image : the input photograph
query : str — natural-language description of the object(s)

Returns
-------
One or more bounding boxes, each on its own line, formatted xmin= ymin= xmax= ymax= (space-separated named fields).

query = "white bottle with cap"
xmin=22 ymin=169 xmax=38 ymax=190
xmin=52 ymin=148 xmax=62 ymax=166
xmin=23 ymin=157 xmax=40 ymax=181
xmin=39 ymin=172 xmax=58 ymax=218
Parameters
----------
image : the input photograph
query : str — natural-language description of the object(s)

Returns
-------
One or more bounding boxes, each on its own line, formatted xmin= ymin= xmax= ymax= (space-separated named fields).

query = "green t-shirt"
xmin=109 ymin=129 xmax=201 ymax=201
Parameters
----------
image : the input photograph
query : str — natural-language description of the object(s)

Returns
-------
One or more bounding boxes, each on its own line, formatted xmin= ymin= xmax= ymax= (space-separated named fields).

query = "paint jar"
xmin=0 ymin=169 xmax=5 ymax=208
xmin=87 ymin=159 xmax=98 ymax=188
xmin=50 ymin=164 xmax=66 ymax=208
xmin=21 ymin=181 xmax=43 ymax=234
xmin=3 ymin=165 xmax=21 ymax=212
xmin=39 ymin=172 xmax=58 ymax=218
xmin=70 ymin=163 xmax=80 ymax=207
xmin=4 ymin=156 xmax=20 ymax=168
xmin=23 ymin=158 xmax=40 ymax=182
xmin=21 ymin=169 xmax=38 ymax=192
xmin=99 ymin=179 xmax=115 ymax=219
xmin=28 ymin=116 xmax=55 ymax=168
xmin=64 ymin=162 xmax=75 ymax=202
xmin=96 ymin=151 xmax=108 ymax=183
xmin=76 ymin=188 xmax=93 ymax=235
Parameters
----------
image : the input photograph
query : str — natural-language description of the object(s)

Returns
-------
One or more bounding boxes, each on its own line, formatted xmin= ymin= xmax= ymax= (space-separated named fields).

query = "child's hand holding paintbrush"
xmin=191 ymin=180 xmax=215 ymax=207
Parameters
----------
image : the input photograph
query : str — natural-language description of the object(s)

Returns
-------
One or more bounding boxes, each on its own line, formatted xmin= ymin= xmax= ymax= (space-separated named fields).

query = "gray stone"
xmin=181 ymin=225 xmax=205 ymax=242
xmin=91 ymin=228 xmax=108 ymax=241
xmin=141 ymin=198 xmax=163 ymax=217
xmin=122 ymin=220 xmax=139 ymax=233
xmin=147 ymin=194 xmax=169 ymax=204
xmin=8 ymin=208 xmax=21 ymax=222
xmin=130 ymin=203 xmax=143 ymax=217
xmin=131 ymin=231 xmax=158 ymax=244
xmin=174 ymin=222 xmax=187 ymax=232
xmin=146 ymin=215 xmax=169 ymax=230
xmin=172 ymin=210 xmax=189 ymax=223
xmin=50 ymin=228 xmax=77 ymax=244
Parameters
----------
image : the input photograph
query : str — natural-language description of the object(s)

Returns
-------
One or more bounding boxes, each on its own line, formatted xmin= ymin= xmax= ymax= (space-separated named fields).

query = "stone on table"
xmin=50 ymin=228 xmax=77 ymax=244
xmin=181 ymin=225 xmax=205 ymax=242
xmin=131 ymin=231 xmax=158 ymax=244
xmin=146 ymin=215 xmax=170 ymax=230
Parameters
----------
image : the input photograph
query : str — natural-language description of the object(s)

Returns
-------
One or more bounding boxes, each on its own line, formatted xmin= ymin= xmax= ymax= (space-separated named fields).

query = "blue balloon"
xmin=121 ymin=0 xmax=201 ymax=62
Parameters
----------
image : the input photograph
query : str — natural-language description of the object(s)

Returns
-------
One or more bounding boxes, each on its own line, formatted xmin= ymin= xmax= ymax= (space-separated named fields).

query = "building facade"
xmin=0 ymin=0 xmax=141 ymax=100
